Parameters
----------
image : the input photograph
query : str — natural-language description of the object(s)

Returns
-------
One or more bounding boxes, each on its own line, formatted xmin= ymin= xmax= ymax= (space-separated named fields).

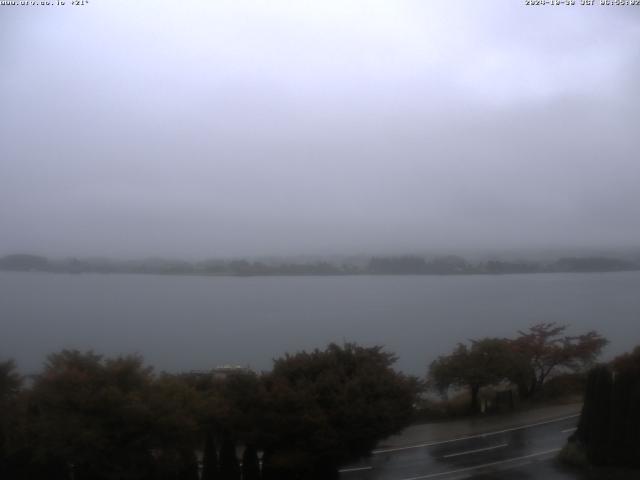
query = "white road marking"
xmin=372 ymin=413 xmax=579 ymax=454
xmin=561 ymin=427 xmax=577 ymax=433
xmin=399 ymin=448 xmax=562 ymax=480
xmin=338 ymin=466 xmax=373 ymax=473
xmin=442 ymin=443 xmax=508 ymax=459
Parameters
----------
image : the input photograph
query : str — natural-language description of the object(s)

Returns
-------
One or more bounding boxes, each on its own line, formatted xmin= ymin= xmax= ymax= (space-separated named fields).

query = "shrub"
xmin=558 ymin=442 xmax=589 ymax=468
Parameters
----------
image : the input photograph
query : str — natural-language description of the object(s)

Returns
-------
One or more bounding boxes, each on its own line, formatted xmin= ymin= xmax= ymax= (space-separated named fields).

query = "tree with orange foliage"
xmin=510 ymin=322 xmax=607 ymax=399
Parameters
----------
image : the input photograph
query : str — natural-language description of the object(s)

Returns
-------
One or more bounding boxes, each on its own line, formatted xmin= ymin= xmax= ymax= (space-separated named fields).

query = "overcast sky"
xmin=1 ymin=1 xmax=639 ymax=258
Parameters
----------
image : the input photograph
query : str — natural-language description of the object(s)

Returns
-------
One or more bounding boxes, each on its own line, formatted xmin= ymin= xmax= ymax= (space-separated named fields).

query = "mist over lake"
xmin=2 ymin=271 xmax=638 ymax=376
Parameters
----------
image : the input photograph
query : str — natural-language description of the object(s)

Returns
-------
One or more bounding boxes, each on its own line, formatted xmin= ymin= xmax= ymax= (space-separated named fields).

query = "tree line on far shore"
xmin=1 ymin=253 xmax=638 ymax=277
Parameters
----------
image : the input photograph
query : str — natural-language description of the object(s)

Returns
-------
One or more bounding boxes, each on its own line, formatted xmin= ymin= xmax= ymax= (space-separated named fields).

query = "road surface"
xmin=339 ymin=414 xmax=585 ymax=480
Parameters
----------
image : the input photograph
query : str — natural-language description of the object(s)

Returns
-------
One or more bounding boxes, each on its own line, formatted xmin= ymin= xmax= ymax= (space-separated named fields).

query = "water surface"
xmin=1 ymin=271 xmax=638 ymax=375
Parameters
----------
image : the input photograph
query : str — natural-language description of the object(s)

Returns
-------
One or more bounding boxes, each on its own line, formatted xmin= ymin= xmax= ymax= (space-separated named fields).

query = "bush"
xmin=572 ymin=347 xmax=640 ymax=468
xmin=558 ymin=442 xmax=589 ymax=468
xmin=538 ymin=373 xmax=586 ymax=401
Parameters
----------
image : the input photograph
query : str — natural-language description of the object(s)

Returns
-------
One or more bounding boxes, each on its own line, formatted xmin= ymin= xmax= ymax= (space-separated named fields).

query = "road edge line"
xmin=399 ymin=448 xmax=562 ymax=480
xmin=372 ymin=413 xmax=579 ymax=454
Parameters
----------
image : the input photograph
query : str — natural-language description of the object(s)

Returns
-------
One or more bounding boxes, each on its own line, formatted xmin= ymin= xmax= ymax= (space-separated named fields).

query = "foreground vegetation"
xmin=0 ymin=344 xmax=419 ymax=480
xmin=564 ymin=346 xmax=640 ymax=469
xmin=1 ymin=324 xmax=629 ymax=478
xmin=428 ymin=323 xmax=607 ymax=413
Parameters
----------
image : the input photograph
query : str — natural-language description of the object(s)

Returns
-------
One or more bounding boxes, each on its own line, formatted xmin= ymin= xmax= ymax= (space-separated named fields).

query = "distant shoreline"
xmin=2 ymin=271 xmax=639 ymax=277
xmin=2 ymin=252 xmax=639 ymax=279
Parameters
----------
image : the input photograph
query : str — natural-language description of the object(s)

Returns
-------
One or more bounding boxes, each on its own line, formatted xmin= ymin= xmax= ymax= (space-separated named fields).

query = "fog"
xmin=2 ymin=1 xmax=639 ymax=258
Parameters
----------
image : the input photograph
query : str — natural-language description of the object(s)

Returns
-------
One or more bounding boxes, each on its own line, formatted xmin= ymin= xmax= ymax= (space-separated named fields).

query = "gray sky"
xmin=2 ymin=1 xmax=639 ymax=258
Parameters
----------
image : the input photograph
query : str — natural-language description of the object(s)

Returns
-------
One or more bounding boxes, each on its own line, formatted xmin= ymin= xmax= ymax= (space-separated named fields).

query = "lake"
xmin=1 ymin=271 xmax=639 ymax=376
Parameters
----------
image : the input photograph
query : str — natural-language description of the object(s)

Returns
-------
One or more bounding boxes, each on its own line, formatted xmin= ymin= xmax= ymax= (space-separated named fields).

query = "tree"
xmin=368 ymin=256 xmax=428 ymax=274
xmin=1 ymin=360 xmax=23 ymax=478
xmin=571 ymin=346 xmax=640 ymax=468
xmin=429 ymin=338 xmax=514 ymax=413
xmin=201 ymin=432 xmax=219 ymax=480
xmin=179 ymin=449 xmax=199 ymax=480
xmin=145 ymin=374 xmax=202 ymax=479
xmin=260 ymin=448 xmax=278 ymax=480
xmin=609 ymin=346 xmax=640 ymax=467
xmin=27 ymin=350 xmax=159 ymax=479
xmin=0 ymin=254 xmax=49 ymax=271
xmin=215 ymin=372 xmax=265 ymax=444
xmin=25 ymin=350 xmax=204 ymax=479
xmin=261 ymin=343 xmax=420 ymax=478
xmin=0 ymin=360 xmax=21 ymax=401
xmin=241 ymin=444 xmax=260 ymax=480
xmin=575 ymin=365 xmax=613 ymax=465
xmin=218 ymin=436 xmax=239 ymax=480
xmin=510 ymin=323 xmax=607 ymax=399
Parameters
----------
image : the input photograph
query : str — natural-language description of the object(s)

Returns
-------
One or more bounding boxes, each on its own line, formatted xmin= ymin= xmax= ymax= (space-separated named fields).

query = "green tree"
xmin=215 ymin=372 xmax=265 ymax=445
xmin=429 ymin=338 xmax=514 ymax=413
xmin=609 ymin=346 xmax=640 ymax=467
xmin=576 ymin=365 xmax=613 ymax=465
xmin=261 ymin=343 xmax=420 ymax=478
xmin=27 ymin=351 xmax=159 ymax=479
xmin=0 ymin=360 xmax=23 ymax=478
xmin=145 ymin=374 xmax=202 ymax=478
xmin=572 ymin=346 xmax=640 ymax=468
xmin=241 ymin=444 xmax=260 ymax=480
xmin=218 ymin=436 xmax=239 ymax=480
xmin=25 ymin=350 xmax=205 ymax=479
xmin=0 ymin=360 xmax=21 ymax=401
xmin=201 ymin=431 xmax=219 ymax=480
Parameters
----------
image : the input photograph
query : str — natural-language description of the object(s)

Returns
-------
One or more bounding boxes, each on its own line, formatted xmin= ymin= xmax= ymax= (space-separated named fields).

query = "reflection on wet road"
xmin=339 ymin=415 xmax=584 ymax=480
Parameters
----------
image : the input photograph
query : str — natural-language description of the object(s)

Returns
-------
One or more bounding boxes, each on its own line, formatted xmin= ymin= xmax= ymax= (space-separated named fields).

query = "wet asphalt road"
xmin=338 ymin=415 xmax=585 ymax=480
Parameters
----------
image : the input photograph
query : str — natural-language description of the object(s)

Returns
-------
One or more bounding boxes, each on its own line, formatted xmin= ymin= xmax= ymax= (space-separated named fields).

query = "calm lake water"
xmin=1 ymin=271 xmax=639 ymax=376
